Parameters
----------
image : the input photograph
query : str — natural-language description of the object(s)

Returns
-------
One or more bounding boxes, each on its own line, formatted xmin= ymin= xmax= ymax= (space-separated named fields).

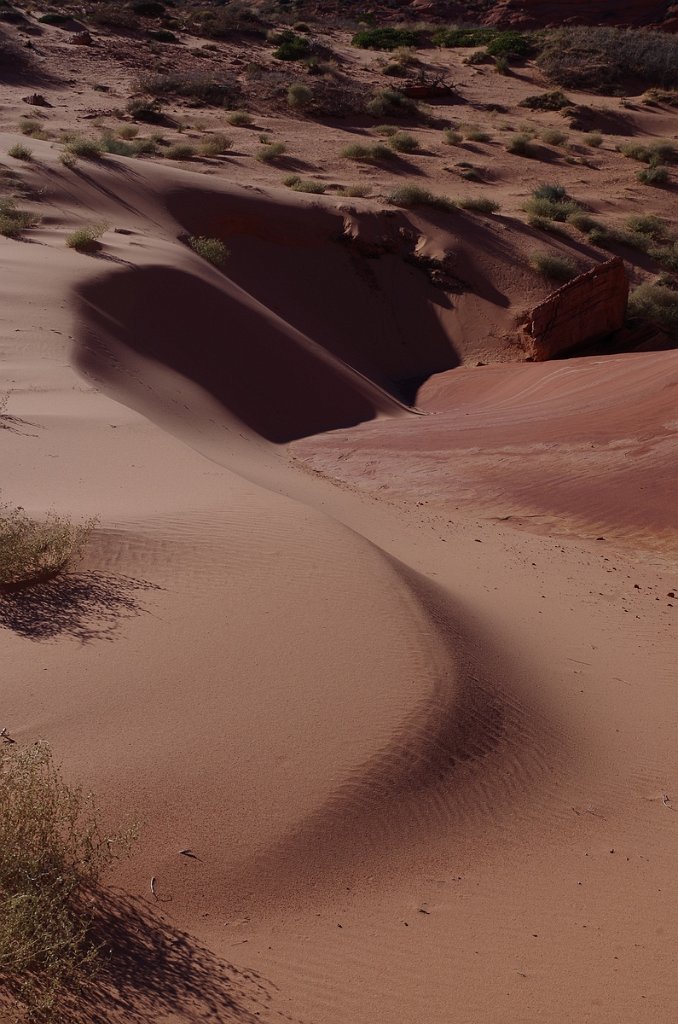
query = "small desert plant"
xmin=337 ymin=184 xmax=370 ymax=198
xmin=270 ymin=29 xmax=311 ymax=61
xmin=0 ymin=505 xmax=95 ymax=586
xmin=567 ymin=211 xmax=603 ymax=234
xmin=366 ymin=88 xmax=419 ymax=119
xmin=625 ymin=215 xmax=667 ymax=240
xmin=59 ymin=151 xmax=77 ymax=169
xmin=226 ymin=110 xmax=253 ymax=126
xmin=389 ymin=130 xmax=419 ymax=153
xmin=373 ymin=124 xmax=398 ymax=136
xmin=0 ymin=741 xmax=135 ymax=1020
xmin=620 ymin=140 xmax=677 ymax=165
xmin=133 ymin=71 xmax=240 ymax=108
xmin=638 ymin=165 xmax=669 ymax=186
xmin=287 ymin=81 xmax=313 ymax=110
xmin=64 ymin=137 xmax=102 ymax=160
xmin=188 ymin=235 xmax=229 ymax=266
xmin=443 ymin=128 xmax=462 ymax=145
xmin=8 ymin=143 xmax=32 ymax=161
xmin=0 ymin=197 xmax=39 ymax=238
xmin=118 ymin=124 xmax=139 ymax=140
xmin=627 ymin=282 xmax=678 ymax=331
xmin=525 ymin=185 xmax=582 ymax=223
xmin=165 ymin=142 xmax=195 ymax=160
xmin=256 ymin=141 xmax=287 ymax=163
xmin=65 ymin=223 xmax=107 ymax=253
xmin=507 ymin=132 xmax=535 ymax=157
xmin=583 ymin=131 xmax=603 ymax=147
xmin=541 ymin=128 xmax=567 ymax=146
xmin=458 ymin=196 xmax=500 ymax=214
xmin=432 ymin=27 xmax=496 ymax=48
xmin=283 ymin=175 xmax=326 ymax=193
xmin=198 ymin=133 xmax=232 ymax=157
xmin=18 ymin=117 xmax=48 ymax=139
xmin=351 ymin=27 xmax=420 ymax=51
xmin=387 ymin=185 xmax=455 ymax=211
xmin=520 ymin=90 xmax=570 ymax=111
xmin=464 ymin=126 xmax=490 ymax=143
xmin=341 ymin=142 xmax=393 ymax=164
xmin=126 ymin=98 xmax=164 ymax=123
xmin=530 ymin=250 xmax=578 ymax=282
xmin=486 ymin=31 xmax=532 ymax=61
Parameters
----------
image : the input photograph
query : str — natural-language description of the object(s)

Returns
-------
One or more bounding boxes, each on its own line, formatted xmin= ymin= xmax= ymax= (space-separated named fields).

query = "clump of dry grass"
xmin=0 ymin=198 xmax=39 ymax=239
xmin=65 ymin=223 xmax=108 ymax=253
xmin=188 ymin=235 xmax=229 ymax=266
xmin=8 ymin=143 xmax=32 ymax=161
xmin=0 ymin=741 xmax=135 ymax=1021
xmin=530 ymin=250 xmax=578 ymax=282
xmin=0 ymin=505 xmax=95 ymax=587
xmin=256 ymin=141 xmax=286 ymax=163
xmin=387 ymin=185 xmax=456 ymax=211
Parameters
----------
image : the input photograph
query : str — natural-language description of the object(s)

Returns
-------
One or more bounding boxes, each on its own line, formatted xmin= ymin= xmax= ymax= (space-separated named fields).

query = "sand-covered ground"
xmin=2 ymin=12 xmax=678 ymax=1023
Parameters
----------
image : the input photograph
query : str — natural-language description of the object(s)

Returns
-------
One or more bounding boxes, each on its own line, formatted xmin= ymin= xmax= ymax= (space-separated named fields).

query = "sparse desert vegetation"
xmin=0 ymin=504 xmax=94 ymax=587
xmin=65 ymin=223 xmax=107 ymax=253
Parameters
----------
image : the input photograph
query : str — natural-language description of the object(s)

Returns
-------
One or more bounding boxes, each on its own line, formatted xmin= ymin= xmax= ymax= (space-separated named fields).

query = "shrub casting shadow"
xmin=2 ymin=889 xmax=276 ymax=1024
xmin=0 ymin=572 xmax=159 ymax=642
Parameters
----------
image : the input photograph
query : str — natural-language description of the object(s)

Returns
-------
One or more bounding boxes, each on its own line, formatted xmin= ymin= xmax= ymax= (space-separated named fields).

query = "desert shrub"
xmin=283 ymin=175 xmax=326 ymax=193
xmin=65 ymin=223 xmax=107 ymax=252
xmin=341 ymin=142 xmax=392 ymax=164
xmin=351 ymin=27 xmax=420 ymax=51
xmin=530 ymin=251 xmax=578 ymax=282
xmin=638 ymin=165 xmax=669 ymax=186
xmin=0 ymin=741 xmax=134 ymax=1021
xmin=587 ymin=224 xmax=649 ymax=252
xmin=620 ymin=140 xmax=677 ymax=165
xmin=64 ymin=137 xmax=102 ymax=159
xmin=525 ymin=185 xmax=582 ymax=223
xmin=486 ymin=31 xmax=532 ymax=60
xmin=567 ymin=211 xmax=603 ymax=234
xmin=38 ymin=12 xmax=70 ymax=24
xmin=387 ymin=185 xmax=455 ymax=211
xmin=627 ymin=282 xmax=678 ymax=331
xmin=99 ymin=132 xmax=136 ymax=157
xmin=583 ymin=131 xmax=603 ymax=147
xmin=337 ymin=184 xmax=370 ymax=198
xmin=0 ymin=197 xmax=39 ymax=238
xmin=270 ymin=29 xmax=311 ymax=61
xmin=540 ymin=128 xmax=567 ymax=146
xmin=537 ymin=26 xmax=678 ymax=94
xmin=8 ymin=143 xmax=32 ymax=161
xmin=118 ymin=124 xmax=139 ymax=140
xmin=432 ymin=26 xmax=496 ymax=48
xmin=443 ymin=128 xmax=462 ymax=144
xmin=148 ymin=29 xmax=176 ymax=43
xmin=18 ymin=117 xmax=48 ymax=139
xmin=126 ymin=97 xmax=164 ymax=123
xmin=626 ymin=215 xmax=668 ymax=240
xmin=373 ymin=124 xmax=397 ymax=136
xmin=520 ymin=90 xmax=570 ymax=111
xmin=458 ymin=196 xmax=500 ymax=214
xmin=457 ymin=163 xmax=482 ymax=180
xmin=464 ymin=126 xmax=490 ymax=143
xmin=0 ymin=505 xmax=94 ymax=586
xmin=198 ymin=133 xmax=232 ymax=156
xmin=196 ymin=3 xmax=265 ymax=40
xmin=188 ymin=235 xmax=228 ymax=266
xmin=287 ymin=81 xmax=312 ymax=110
xmin=643 ymin=89 xmax=678 ymax=106
xmin=133 ymin=71 xmax=240 ymax=107
xmin=165 ymin=142 xmax=195 ymax=160
xmin=226 ymin=110 xmax=253 ymax=126
xmin=389 ymin=130 xmax=419 ymax=153
xmin=366 ymin=88 xmax=419 ymax=119
xmin=256 ymin=141 xmax=286 ymax=163
xmin=507 ymin=132 xmax=535 ymax=156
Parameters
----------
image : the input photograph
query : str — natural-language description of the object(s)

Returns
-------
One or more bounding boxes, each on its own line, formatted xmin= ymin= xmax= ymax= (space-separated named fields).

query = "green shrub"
xmin=351 ymin=27 xmax=420 ymax=51
xmin=366 ymin=88 xmax=419 ymax=119
xmin=38 ymin=11 xmax=70 ymax=24
xmin=118 ymin=124 xmax=139 ymax=140
xmin=620 ymin=140 xmax=677 ymax=165
xmin=256 ymin=141 xmax=286 ymax=163
xmin=638 ymin=165 xmax=669 ymax=186
xmin=387 ymin=185 xmax=455 ymax=211
xmin=198 ymin=133 xmax=232 ymax=156
xmin=507 ymin=132 xmax=535 ymax=156
xmin=524 ymin=185 xmax=582 ymax=223
xmin=65 ymin=223 xmax=107 ymax=252
xmin=464 ymin=126 xmax=490 ymax=142
xmin=0 ymin=198 xmax=39 ymax=238
xmin=627 ymin=282 xmax=678 ymax=331
xmin=443 ymin=128 xmax=462 ymax=145
xmin=458 ymin=196 xmax=500 ymax=214
xmin=541 ymin=128 xmax=567 ymax=146
xmin=566 ymin=211 xmax=603 ymax=234
xmin=520 ymin=90 xmax=570 ymax=111
xmin=8 ymin=143 xmax=32 ymax=161
xmin=64 ymin=137 xmax=102 ymax=159
xmin=341 ymin=142 xmax=393 ymax=164
xmin=538 ymin=26 xmax=678 ymax=94
xmin=626 ymin=215 xmax=667 ymax=239
xmin=583 ymin=131 xmax=603 ymax=147
xmin=389 ymin=130 xmax=419 ymax=153
xmin=0 ymin=741 xmax=135 ymax=1021
xmin=530 ymin=251 xmax=578 ymax=282
xmin=148 ymin=28 xmax=177 ymax=42
xmin=373 ymin=124 xmax=398 ymax=136
xmin=226 ymin=110 xmax=253 ymax=126
xmin=287 ymin=81 xmax=313 ymax=109
xmin=432 ymin=27 xmax=496 ymax=48
xmin=165 ymin=142 xmax=195 ymax=160
xmin=486 ymin=31 xmax=532 ymax=60
xmin=283 ymin=175 xmax=326 ymax=193
xmin=270 ymin=29 xmax=311 ymax=61
xmin=126 ymin=97 xmax=164 ymax=123
xmin=18 ymin=117 xmax=48 ymax=139
xmin=649 ymin=242 xmax=678 ymax=273
xmin=188 ymin=235 xmax=229 ymax=266
xmin=337 ymin=184 xmax=371 ymax=198
xmin=0 ymin=505 xmax=94 ymax=586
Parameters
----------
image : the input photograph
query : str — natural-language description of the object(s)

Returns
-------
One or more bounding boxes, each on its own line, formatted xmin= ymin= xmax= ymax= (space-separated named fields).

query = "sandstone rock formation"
xmin=517 ymin=258 xmax=629 ymax=362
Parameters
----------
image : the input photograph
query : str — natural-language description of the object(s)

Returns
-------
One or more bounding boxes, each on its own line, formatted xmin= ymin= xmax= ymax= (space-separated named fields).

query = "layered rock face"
xmin=518 ymin=258 xmax=629 ymax=362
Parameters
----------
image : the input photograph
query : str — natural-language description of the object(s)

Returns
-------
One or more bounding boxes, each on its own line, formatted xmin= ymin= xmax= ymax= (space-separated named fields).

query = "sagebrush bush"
xmin=583 ymin=131 xmax=603 ymax=147
xmin=8 ymin=143 xmax=32 ymax=161
xmin=486 ymin=31 xmax=532 ymax=60
xmin=530 ymin=251 xmax=578 ymax=282
xmin=638 ymin=165 xmax=669 ymax=186
xmin=126 ymin=97 xmax=164 ymax=123
xmin=270 ymin=29 xmax=311 ymax=61
xmin=0 ymin=741 xmax=134 ymax=1020
xmin=256 ymin=141 xmax=286 ymax=163
xmin=351 ymin=27 xmax=420 ymax=51
xmin=432 ymin=27 xmax=496 ymax=48
xmin=226 ymin=110 xmax=253 ymax=126
xmin=188 ymin=235 xmax=229 ymax=266
xmin=337 ymin=184 xmax=371 ymax=198
xmin=0 ymin=198 xmax=39 ymax=239
xmin=458 ymin=196 xmax=500 ymax=214
xmin=287 ymin=82 xmax=313 ymax=110
xmin=64 ymin=137 xmax=102 ymax=159
xmin=166 ymin=142 xmax=195 ymax=160
xmin=341 ymin=142 xmax=392 ymax=164
xmin=387 ymin=185 xmax=455 ymax=211
xmin=65 ymin=223 xmax=107 ymax=253
xmin=443 ymin=128 xmax=462 ymax=145
xmin=0 ymin=505 xmax=94 ymax=586
xmin=389 ymin=130 xmax=419 ymax=153
xmin=198 ymin=133 xmax=232 ymax=157
xmin=366 ymin=88 xmax=419 ymax=119
xmin=464 ymin=126 xmax=490 ymax=143
xmin=18 ymin=117 xmax=48 ymax=140
xmin=283 ymin=175 xmax=326 ymax=193
xmin=520 ymin=90 xmax=571 ymax=111
xmin=118 ymin=124 xmax=139 ymax=141
xmin=541 ymin=128 xmax=567 ymax=146
xmin=627 ymin=282 xmax=678 ymax=332
xmin=507 ymin=133 xmax=535 ymax=157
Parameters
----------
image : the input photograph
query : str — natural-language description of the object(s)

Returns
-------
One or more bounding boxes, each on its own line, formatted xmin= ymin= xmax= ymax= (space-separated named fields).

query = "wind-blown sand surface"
xmin=1 ymin=25 xmax=678 ymax=1020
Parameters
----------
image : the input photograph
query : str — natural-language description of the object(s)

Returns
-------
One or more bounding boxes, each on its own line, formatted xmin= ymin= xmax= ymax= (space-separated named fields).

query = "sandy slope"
xmin=1 ymin=67 xmax=678 ymax=1024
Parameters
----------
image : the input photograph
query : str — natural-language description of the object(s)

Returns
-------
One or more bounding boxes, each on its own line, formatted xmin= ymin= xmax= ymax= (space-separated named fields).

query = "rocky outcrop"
xmin=517 ymin=258 xmax=629 ymax=361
